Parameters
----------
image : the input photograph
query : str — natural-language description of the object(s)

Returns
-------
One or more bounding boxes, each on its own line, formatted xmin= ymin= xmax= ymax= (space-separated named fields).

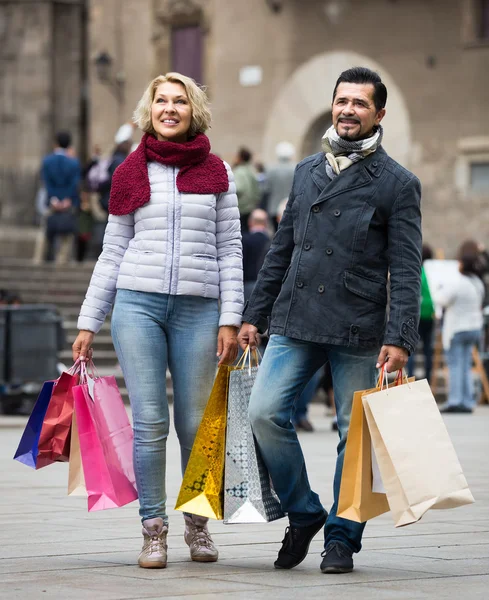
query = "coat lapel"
xmin=308 ymin=149 xmax=387 ymax=206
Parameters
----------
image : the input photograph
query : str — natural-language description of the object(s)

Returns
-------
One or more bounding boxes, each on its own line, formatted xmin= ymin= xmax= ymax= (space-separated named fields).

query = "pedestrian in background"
xmin=242 ymin=209 xmax=271 ymax=301
xmin=87 ymin=125 xmax=135 ymax=257
xmin=407 ymin=244 xmax=436 ymax=382
xmin=264 ymin=141 xmax=296 ymax=229
xmin=34 ymin=131 xmax=81 ymax=264
xmin=239 ymin=67 xmax=422 ymax=575
xmin=72 ymin=72 xmax=243 ymax=569
xmin=233 ymin=147 xmax=261 ymax=232
xmin=434 ymin=241 xmax=485 ymax=413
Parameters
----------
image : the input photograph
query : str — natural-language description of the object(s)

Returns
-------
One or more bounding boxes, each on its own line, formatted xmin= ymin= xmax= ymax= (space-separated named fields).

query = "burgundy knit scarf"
xmin=109 ymin=133 xmax=229 ymax=215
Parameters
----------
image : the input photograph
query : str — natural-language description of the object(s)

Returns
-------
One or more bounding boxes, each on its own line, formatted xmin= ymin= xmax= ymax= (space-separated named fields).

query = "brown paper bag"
xmin=337 ymin=385 xmax=390 ymax=523
xmin=363 ymin=378 xmax=475 ymax=527
xmin=68 ymin=411 xmax=86 ymax=497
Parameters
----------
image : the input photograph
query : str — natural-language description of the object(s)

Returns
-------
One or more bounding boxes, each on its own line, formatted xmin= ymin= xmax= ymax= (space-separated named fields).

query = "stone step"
xmin=3 ymin=279 xmax=91 ymax=294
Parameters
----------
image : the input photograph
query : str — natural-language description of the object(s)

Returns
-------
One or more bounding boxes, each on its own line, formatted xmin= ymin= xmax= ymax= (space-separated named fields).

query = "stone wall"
xmin=207 ymin=0 xmax=489 ymax=255
xmin=0 ymin=0 xmax=83 ymax=225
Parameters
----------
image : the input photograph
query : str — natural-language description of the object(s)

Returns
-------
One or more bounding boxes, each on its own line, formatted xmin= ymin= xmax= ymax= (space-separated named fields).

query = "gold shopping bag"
xmin=337 ymin=384 xmax=390 ymax=523
xmin=68 ymin=411 xmax=86 ymax=497
xmin=175 ymin=365 xmax=230 ymax=519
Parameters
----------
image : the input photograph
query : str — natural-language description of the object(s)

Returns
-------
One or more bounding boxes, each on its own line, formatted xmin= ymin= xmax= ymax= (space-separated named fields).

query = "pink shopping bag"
xmin=73 ymin=368 xmax=138 ymax=511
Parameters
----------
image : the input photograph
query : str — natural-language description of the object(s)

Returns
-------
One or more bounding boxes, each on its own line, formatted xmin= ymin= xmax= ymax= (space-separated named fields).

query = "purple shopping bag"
xmin=13 ymin=381 xmax=55 ymax=468
xmin=73 ymin=374 xmax=138 ymax=511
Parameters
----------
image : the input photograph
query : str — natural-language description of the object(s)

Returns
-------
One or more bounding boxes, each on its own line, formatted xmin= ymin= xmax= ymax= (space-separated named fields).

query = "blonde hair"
xmin=133 ymin=73 xmax=211 ymax=138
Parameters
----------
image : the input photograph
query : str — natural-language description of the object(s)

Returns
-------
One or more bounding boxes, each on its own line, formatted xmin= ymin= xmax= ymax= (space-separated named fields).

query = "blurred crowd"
xmin=32 ymin=129 xmax=489 ymax=427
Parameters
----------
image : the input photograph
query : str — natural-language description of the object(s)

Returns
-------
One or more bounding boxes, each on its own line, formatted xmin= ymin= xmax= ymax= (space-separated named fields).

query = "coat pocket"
xmin=193 ymin=253 xmax=216 ymax=261
xmin=351 ymin=203 xmax=376 ymax=254
xmin=343 ymin=270 xmax=387 ymax=306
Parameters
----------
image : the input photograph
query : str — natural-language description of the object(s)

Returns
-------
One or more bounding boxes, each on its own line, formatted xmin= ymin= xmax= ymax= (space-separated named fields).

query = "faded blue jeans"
xmin=111 ymin=290 xmax=219 ymax=523
xmin=446 ymin=329 xmax=482 ymax=410
xmin=248 ymin=334 xmax=377 ymax=554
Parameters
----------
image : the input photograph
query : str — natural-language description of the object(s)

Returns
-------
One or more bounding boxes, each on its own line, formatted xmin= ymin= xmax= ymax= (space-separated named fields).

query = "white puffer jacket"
xmin=77 ymin=161 xmax=243 ymax=334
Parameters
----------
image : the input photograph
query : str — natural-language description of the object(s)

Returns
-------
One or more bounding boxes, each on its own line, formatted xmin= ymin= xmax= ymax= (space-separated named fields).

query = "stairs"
xmin=0 ymin=258 xmax=173 ymax=404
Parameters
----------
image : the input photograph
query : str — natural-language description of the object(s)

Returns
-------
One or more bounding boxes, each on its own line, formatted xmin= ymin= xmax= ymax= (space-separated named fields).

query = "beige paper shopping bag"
xmin=68 ymin=411 xmax=86 ymax=496
xmin=363 ymin=378 xmax=474 ymax=527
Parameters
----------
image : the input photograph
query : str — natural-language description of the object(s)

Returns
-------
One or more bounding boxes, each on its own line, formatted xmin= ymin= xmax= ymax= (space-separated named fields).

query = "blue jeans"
xmin=248 ymin=334 xmax=377 ymax=554
xmin=407 ymin=318 xmax=434 ymax=382
xmin=111 ymin=290 xmax=219 ymax=523
xmin=293 ymin=368 xmax=322 ymax=421
xmin=446 ymin=329 xmax=481 ymax=410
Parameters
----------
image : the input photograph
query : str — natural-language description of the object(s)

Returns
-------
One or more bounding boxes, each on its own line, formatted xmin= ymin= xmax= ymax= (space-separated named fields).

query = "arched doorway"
xmin=301 ymin=111 xmax=332 ymax=159
xmin=262 ymin=51 xmax=412 ymax=167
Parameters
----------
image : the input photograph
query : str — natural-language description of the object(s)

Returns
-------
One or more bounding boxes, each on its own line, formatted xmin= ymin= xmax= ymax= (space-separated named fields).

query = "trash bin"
xmin=7 ymin=304 xmax=62 ymax=385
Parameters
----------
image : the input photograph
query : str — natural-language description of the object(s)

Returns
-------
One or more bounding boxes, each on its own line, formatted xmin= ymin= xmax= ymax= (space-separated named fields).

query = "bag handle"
xmin=235 ymin=345 xmax=261 ymax=374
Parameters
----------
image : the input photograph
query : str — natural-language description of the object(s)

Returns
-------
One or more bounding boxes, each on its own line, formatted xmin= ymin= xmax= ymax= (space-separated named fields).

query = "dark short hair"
xmin=422 ymin=244 xmax=434 ymax=262
xmin=238 ymin=147 xmax=252 ymax=163
xmin=333 ymin=67 xmax=387 ymax=112
xmin=458 ymin=240 xmax=483 ymax=278
xmin=56 ymin=131 xmax=72 ymax=149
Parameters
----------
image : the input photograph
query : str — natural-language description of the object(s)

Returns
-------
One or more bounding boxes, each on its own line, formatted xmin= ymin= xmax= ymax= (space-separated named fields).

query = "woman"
xmin=434 ymin=241 xmax=484 ymax=413
xmin=72 ymin=73 xmax=243 ymax=568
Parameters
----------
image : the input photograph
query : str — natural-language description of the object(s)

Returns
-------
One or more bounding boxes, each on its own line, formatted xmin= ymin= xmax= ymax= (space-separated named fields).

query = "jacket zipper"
xmin=169 ymin=166 xmax=177 ymax=294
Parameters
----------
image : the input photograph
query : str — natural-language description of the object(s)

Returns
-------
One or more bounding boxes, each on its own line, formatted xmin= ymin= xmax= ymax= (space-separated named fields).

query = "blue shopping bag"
xmin=13 ymin=381 xmax=55 ymax=468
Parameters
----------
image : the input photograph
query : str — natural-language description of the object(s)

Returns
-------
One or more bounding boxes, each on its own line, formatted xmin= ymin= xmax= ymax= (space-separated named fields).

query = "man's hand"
xmin=376 ymin=344 xmax=409 ymax=373
xmin=237 ymin=322 xmax=260 ymax=351
xmin=217 ymin=326 xmax=239 ymax=366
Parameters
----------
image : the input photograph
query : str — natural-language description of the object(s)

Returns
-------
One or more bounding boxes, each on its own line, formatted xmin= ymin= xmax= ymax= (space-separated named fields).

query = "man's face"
xmin=332 ymin=82 xmax=386 ymax=141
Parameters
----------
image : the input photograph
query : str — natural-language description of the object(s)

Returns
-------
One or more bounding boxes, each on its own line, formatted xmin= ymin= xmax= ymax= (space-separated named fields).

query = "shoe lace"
xmin=321 ymin=542 xmax=349 ymax=559
xmin=146 ymin=533 xmax=164 ymax=554
xmin=281 ymin=526 xmax=300 ymax=551
xmin=190 ymin=525 xmax=213 ymax=548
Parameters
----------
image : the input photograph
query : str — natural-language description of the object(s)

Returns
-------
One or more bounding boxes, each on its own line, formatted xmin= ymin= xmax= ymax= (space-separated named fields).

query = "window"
xmin=455 ymin=137 xmax=489 ymax=195
xmin=470 ymin=162 xmax=489 ymax=192
xmin=171 ymin=26 xmax=203 ymax=84
xmin=480 ymin=0 xmax=489 ymax=40
xmin=462 ymin=0 xmax=489 ymax=45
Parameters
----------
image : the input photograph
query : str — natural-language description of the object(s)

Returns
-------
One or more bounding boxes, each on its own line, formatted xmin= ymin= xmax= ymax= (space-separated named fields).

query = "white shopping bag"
xmin=363 ymin=377 xmax=474 ymax=527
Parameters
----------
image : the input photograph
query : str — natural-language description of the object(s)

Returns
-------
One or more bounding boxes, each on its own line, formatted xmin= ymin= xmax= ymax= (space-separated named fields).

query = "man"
xmin=35 ymin=131 xmax=81 ymax=263
xmin=233 ymin=147 xmax=261 ymax=232
xmin=264 ymin=141 xmax=296 ymax=229
xmin=242 ymin=209 xmax=272 ymax=301
xmin=238 ymin=67 xmax=422 ymax=574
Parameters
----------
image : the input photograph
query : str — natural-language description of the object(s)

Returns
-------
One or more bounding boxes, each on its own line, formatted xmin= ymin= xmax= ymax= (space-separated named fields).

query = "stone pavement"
xmin=1 ymin=404 xmax=488 ymax=600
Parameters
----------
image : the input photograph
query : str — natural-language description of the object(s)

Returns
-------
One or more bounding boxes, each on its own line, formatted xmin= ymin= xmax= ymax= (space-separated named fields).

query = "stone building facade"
xmin=1 ymin=0 xmax=489 ymax=254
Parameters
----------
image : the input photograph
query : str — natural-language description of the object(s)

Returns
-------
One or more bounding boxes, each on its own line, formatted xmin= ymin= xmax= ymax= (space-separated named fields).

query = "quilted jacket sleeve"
xmin=77 ymin=213 xmax=134 ymax=333
xmin=216 ymin=163 xmax=244 ymax=327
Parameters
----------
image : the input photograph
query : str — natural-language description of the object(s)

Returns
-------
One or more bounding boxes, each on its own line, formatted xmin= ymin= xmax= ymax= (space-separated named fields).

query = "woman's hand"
xmin=72 ymin=330 xmax=95 ymax=362
xmin=217 ymin=326 xmax=239 ymax=366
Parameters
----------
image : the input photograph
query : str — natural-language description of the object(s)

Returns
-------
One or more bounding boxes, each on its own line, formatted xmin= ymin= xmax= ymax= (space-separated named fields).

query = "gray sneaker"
xmin=138 ymin=518 xmax=168 ymax=568
xmin=184 ymin=514 xmax=219 ymax=562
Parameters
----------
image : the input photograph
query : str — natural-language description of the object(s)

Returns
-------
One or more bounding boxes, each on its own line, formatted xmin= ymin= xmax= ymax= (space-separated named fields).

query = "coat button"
xmin=297 ymin=281 xmax=304 ymax=288
xmin=318 ymin=284 xmax=325 ymax=293
xmin=312 ymin=205 xmax=320 ymax=213
xmin=373 ymin=161 xmax=378 ymax=167
xmin=326 ymin=248 xmax=333 ymax=255
xmin=351 ymin=326 xmax=359 ymax=334
xmin=334 ymin=210 xmax=341 ymax=217
xmin=304 ymin=243 xmax=311 ymax=251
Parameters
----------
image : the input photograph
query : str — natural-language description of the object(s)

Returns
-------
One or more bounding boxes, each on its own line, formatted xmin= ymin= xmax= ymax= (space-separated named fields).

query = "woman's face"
xmin=151 ymin=81 xmax=192 ymax=143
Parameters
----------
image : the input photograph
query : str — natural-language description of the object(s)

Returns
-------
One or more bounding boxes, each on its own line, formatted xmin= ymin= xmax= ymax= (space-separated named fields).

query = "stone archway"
xmin=262 ymin=51 xmax=412 ymax=166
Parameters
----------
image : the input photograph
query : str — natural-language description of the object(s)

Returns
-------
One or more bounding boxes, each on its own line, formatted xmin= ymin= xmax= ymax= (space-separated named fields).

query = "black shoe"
xmin=320 ymin=542 xmax=354 ymax=574
xmin=440 ymin=404 xmax=472 ymax=414
xmin=295 ymin=417 xmax=314 ymax=432
xmin=274 ymin=513 xmax=327 ymax=569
